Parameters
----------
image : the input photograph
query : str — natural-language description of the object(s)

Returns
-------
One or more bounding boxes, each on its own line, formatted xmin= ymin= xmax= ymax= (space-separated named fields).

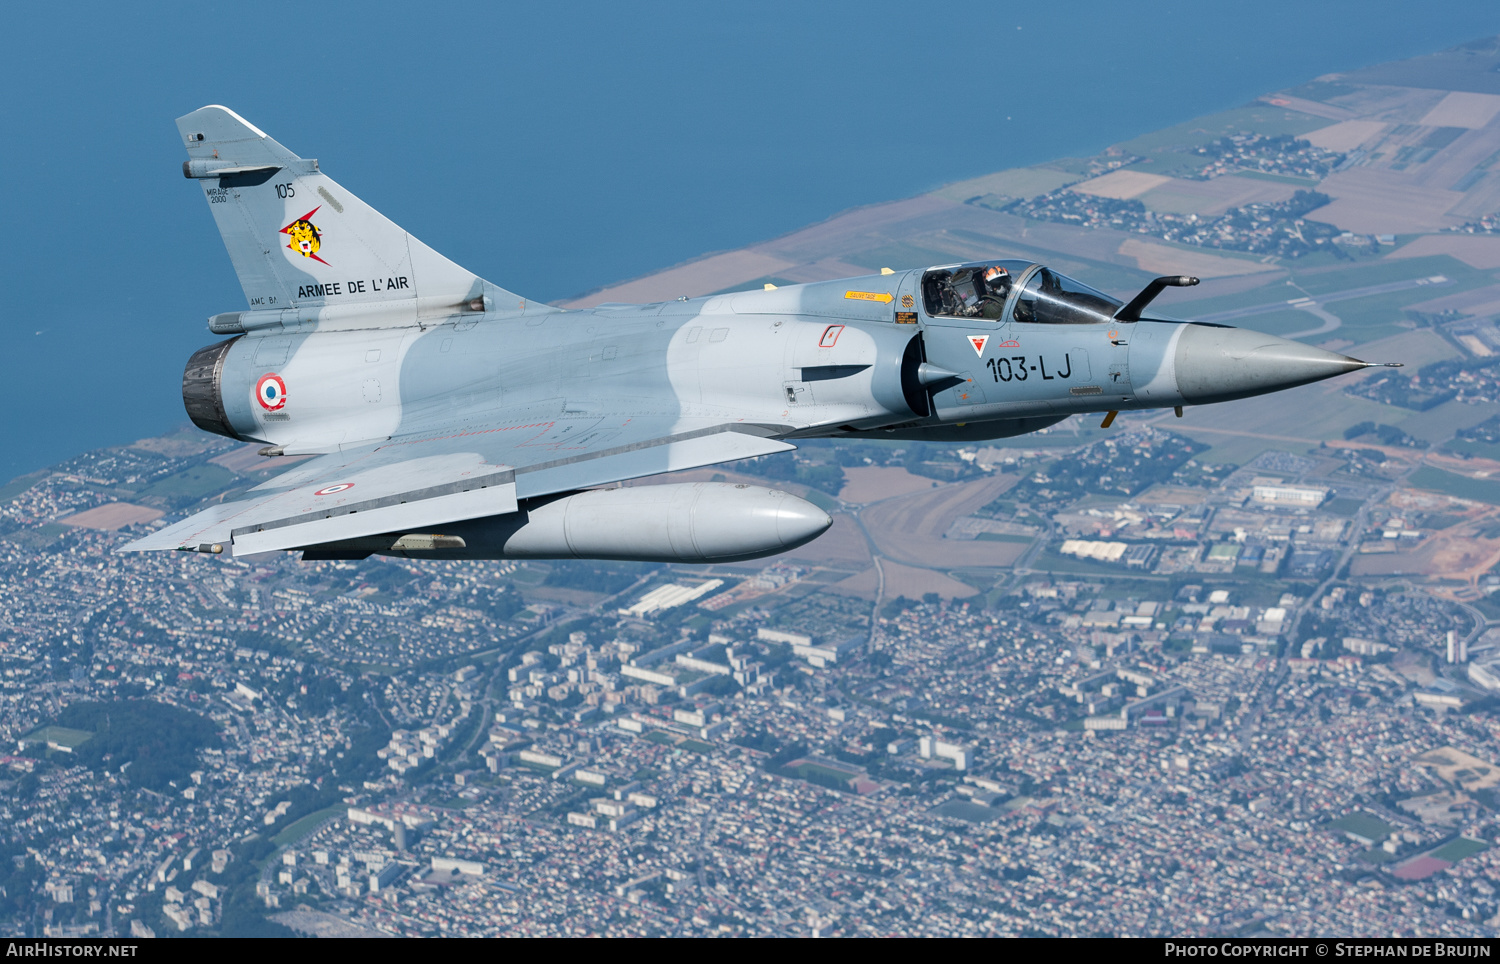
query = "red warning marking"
xmin=968 ymin=335 xmax=989 ymax=357
xmin=819 ymin=325 xmax=845 ymax=348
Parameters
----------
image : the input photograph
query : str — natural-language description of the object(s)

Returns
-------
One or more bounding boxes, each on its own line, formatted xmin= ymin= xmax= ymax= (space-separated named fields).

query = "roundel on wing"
xmin=256 ymin=373 xmax=288 ymax=411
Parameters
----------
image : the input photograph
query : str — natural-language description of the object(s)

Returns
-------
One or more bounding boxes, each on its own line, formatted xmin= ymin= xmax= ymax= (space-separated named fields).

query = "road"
xmin=1282 ymin=301 xmax=1342 ymax=340
xmin=844 ymin=504 xmax=885 ymax=645
xmin=1193 ymin=274 xmax=1452 ymax=326
xmin=1285 ymin=482 xmax=1393 ymax=647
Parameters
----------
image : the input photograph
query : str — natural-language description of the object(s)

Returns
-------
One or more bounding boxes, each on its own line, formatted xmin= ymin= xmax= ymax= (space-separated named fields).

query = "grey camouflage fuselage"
xmin=140 ymin=105 xmax=1384 ymax=564
xmin=189 ymin=263 xmax=1376 ymax=455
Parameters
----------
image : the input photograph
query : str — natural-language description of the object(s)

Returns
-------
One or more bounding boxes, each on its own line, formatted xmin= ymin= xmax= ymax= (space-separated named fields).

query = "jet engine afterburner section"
xmin=182 ymin=337 xmax=243 ymax=440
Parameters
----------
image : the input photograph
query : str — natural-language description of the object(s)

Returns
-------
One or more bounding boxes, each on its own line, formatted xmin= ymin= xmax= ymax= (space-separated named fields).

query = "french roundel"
xmin=256 ymin=373 xmax=288 ymax=411
xmin=313 ymin=483 xmax=355 ymax=496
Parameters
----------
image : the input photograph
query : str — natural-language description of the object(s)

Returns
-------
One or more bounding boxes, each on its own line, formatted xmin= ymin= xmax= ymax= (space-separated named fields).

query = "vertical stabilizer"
xmin=176 ymin=105 xmax=535 ymax=314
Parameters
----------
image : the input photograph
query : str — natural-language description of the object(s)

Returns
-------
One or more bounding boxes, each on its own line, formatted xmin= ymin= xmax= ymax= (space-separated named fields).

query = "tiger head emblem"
xmin=279 ymin=206 xmax=328 ymax=265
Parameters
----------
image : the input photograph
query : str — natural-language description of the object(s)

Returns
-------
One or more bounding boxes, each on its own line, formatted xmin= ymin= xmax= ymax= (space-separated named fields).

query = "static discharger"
xmin=1100 ymin=410 xmax=1118 ymax=429
xmin=1175 ymin=406 xmax=1183 ymax=417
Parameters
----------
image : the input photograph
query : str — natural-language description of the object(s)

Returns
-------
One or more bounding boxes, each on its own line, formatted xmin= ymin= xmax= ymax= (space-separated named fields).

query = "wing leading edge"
xmin=120 ymin=417 xmax=793 ymax=556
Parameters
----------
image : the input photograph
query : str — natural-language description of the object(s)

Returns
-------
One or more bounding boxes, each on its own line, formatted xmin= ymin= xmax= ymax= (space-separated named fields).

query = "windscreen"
xmin=921 ymin=261 xmax=1033 ymax=319
xmin=1012 ymin=267 xmax=1122 ymax=325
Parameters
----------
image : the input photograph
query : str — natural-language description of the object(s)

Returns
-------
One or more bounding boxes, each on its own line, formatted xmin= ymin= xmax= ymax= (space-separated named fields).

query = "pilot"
xmin=938 ymin=266 xmax=1012 ymax=318
xmin=975 ymin=265 xmax=1011 ymax=319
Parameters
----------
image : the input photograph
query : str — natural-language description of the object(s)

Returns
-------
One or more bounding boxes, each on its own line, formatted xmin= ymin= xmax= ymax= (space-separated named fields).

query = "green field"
xmin=1444 ymin=438 xmax=1500 ymax=461
xmin=1329 ymin=812 xmax=1394 ymax=842
xmin=679 ymin=739 xmax=715 ymax=754
xmin=1235 ymin=308 xmax=1331 ymax=339
xmin=1323 ymin=497 xmax=1366 ymax=517
xmin=0 ymin=472 xmax=47 ymax=504
xmin=21 ymin=726 xmax=94 ymax=751
xmin=790 ymin=761 xmax=858 ymax=784
xmin=642 ymin=731 xmax=678 ymax=746
xmin=137 ymin=464 xmax=239 ymax=504
xmin=933 ymin=166 xmax=1080 ymax=203
xmin=1175 ymin=432 xmax=1311 ymax=469
xmin=271 ymin=806 xmax=346 ymax=847
xmin=803 ymin=489 xmax=836 ymax=512
xmin=1175 ymin=283 xmax=1303 ymax=318
xmin=1400 ymin=400 xmax=1497 ymax=446
xmin=1430 ymin=836 xmax=1489 ymax=863
xmin=1 ymin=523 xmax=72 ymax=550
xmin=1177 ymin=378 xmax=1406 ymax=466
xmin=976 ymin=533 xmax=1036 ymax=544
xmin=1294 ymin=255 xmax=1481 ymax=298
xmin=1282 ymin=81 xmax=1362 ymax=103
xmin=1116 ymin=106 xmax=1327 ymax=156
xmin=1408 ymin=467 xmax=1500 ymax=506
xmin=1033 ymin=549 xmax=1134 ymax=577
xmin=1234 ymin=170 xmax=1322 ymax=187
xmin=1343 ymin=42 xmax=1500 ymax=94
xmin=931 ymin=799 xmax=1003 ymax=823
xmin=1183 ymin=255 xmax=1483 ymax=331
xmin=508 ymin=566 xmax=548 ymax=586
xmin=1359 ymin=847 xmax=1397 ymax=865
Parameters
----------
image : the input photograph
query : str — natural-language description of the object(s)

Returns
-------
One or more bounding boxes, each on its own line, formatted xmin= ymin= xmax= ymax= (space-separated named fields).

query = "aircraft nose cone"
xmin=1173 ymin=324 xmax=1378 ymax=405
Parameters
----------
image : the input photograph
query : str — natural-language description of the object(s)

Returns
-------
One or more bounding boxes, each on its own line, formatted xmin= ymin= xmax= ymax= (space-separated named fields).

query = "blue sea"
xmin=1 ymin=1 xmax=1498 ymax=480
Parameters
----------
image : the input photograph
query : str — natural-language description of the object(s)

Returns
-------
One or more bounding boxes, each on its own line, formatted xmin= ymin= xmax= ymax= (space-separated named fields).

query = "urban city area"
xmin=10 ymin=37 xmax=1500 ymax=939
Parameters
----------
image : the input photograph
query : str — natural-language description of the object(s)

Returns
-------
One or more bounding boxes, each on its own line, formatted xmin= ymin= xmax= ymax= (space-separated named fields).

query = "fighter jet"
xmin=123 ymin=106 xmax=1393 ymax=563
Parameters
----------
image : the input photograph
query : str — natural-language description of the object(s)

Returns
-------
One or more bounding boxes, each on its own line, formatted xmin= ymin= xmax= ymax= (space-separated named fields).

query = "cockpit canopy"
xmin=922 ymin=261 xmax=1124 ymax=325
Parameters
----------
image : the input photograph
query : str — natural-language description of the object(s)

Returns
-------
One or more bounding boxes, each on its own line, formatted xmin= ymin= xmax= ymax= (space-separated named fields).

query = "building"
xmin=1120 ymin=685 xmax=1191 ymax=724
xmin=518 ymin=749 xmax=565 ymax=769
xmin=792 ymin=637 xmax=861 ymax=667
xmin=919 ymin=736 xmax=974 ymax=771
xmin=619 ymin=580 xmax=723 ymax=617
xmin=1343 ymin=637 xmax=1393 ymax=657
xmin=1251 ymin=485 xmax=1328 ymax=507
xmin=1415 ymin=690 xmax=1465 ymax=710
xmin=369 ymin=862 xmax=403 ymax=892
xmin=620 ymin=664 xmax=677 ymax=687
xmin=1469 ymin=658 xmax=1500 ymax=692
xmin=1060 ymin=540 xmax=1128 ymax=563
